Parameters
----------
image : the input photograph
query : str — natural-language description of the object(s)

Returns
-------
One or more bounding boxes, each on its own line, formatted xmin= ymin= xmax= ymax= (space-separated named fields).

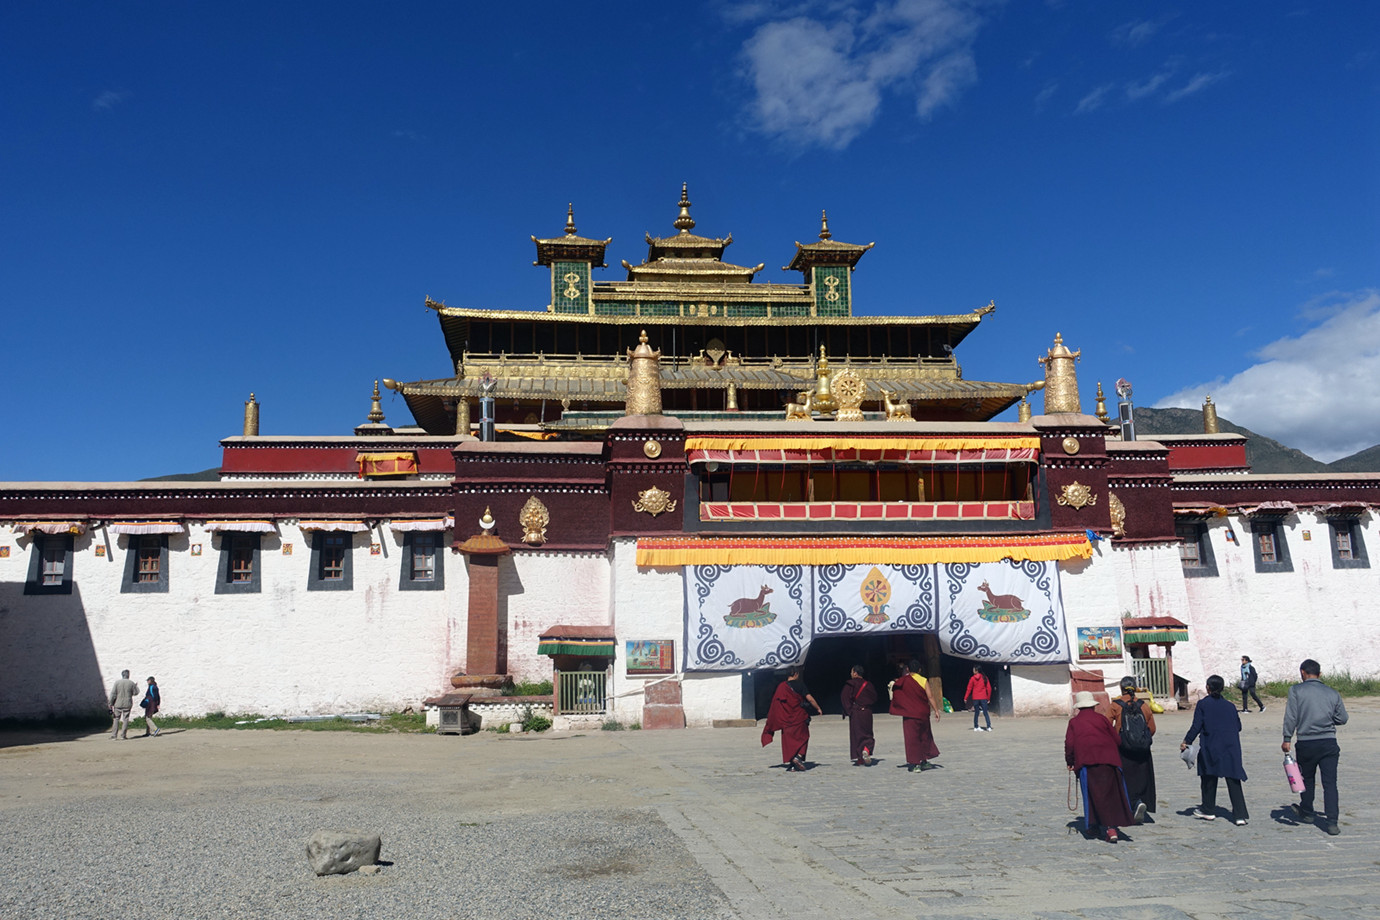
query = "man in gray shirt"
xmin=108 ymin=670 xmax=139 ymax=740
xmin=1281 ymin=659 xmax=1348 ymax=836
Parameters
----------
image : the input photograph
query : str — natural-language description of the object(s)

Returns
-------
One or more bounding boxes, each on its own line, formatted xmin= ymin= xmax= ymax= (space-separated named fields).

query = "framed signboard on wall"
xmin=1076 ymin=626 xmax=1124 ymax=661
xmin=626 ymin=640 xmax=675 ymax=675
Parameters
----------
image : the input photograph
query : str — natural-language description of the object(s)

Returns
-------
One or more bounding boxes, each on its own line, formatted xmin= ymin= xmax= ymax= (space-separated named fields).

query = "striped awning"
xmin=298 ymin=520 xmax=370 ymax=533
xmin=356 ymin=451 xmax=418 ymax=477
xmin=202 ymin=520 xmax=276 ymax=533
xmin=636 ymin=533 xmax=1091 ymax=567
xmin=388 ymin=517 xmax=454 ymax=532
xmin=13 ymin=521 xmax=87 ymax=535
xmin=537 ymin=638 xmax=616 ymax=657
xmin=1124 ymin=628 xmax=1190 ymax=643
xmin=685 ymin=436 xmax=1040 ymax=453
xmin=109 ymin=521 xmax=185 ymax=535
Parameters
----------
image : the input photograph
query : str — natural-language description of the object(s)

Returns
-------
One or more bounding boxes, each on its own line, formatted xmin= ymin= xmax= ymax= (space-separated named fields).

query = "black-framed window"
xmin=122 ymin=534 xmax=169 ymax=593
xmin=25 ymin=533 xmax=74 ymax=595
xmin=1249 ymin=517 xmax=1293 ymax=573
xmin=1175 ymin=520 xmax=1218 ymax=577
xmin=308 ymin=532 xmax=353 ymax=591
xmin=216 ymin=533 xmax=262 ymax=594
xmin=1328 ymin=518 xmax=1369 ymax=569
xmin=399 ymin=531 xmax=445 ymax=591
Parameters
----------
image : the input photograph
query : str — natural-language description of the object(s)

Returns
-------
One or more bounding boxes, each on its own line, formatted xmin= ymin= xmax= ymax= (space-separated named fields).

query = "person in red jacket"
xmin=965 ymin=665 xmax=993 ymax=732
xmin=890 ymin=659 xmax=940 ymax=772
xmin=1066 ymin=690 xmax=1135 ymax=843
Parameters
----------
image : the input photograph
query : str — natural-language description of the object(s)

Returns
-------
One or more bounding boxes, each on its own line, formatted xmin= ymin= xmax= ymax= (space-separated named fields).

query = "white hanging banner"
xmin=814 ymin=563 xmax=938 ymax=635
xmin=937 ymin=560 xmax=1070 ymax=664
xmin=684 ymin=565 xmax=812 ymax=671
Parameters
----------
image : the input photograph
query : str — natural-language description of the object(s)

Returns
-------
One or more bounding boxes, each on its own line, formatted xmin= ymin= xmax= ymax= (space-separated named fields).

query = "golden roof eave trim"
xmin=428 ymin=304 xmax=985 ymax=328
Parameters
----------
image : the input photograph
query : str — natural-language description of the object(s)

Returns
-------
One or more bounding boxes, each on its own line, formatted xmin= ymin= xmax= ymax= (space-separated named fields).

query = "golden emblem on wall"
xmin=1109 ymin=492 xmax=1126 ymax=537
xmin=1062 ymin=436 xmax=1080 ymax=455
xmin=1057 ymin=481 xmax=1098 ymax=510
xmin=832 ymin=368 xmax=866 ymax=422
xmin=632 ymin=485 xmax=677 ymax=517
xmin=519 ymin=495 xmax=549 ymax=545
xmin=643 ymin=439 xmax=662 ymax=459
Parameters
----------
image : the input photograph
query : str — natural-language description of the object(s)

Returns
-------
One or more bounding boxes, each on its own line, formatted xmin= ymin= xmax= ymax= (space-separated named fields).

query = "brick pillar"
xmin=466 ymin=556 xmax=501 ymax=676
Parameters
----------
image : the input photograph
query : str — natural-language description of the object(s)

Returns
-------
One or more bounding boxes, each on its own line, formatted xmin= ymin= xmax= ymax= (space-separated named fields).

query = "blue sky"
xmin=3 ymin=1 xmax=1377 ymax=480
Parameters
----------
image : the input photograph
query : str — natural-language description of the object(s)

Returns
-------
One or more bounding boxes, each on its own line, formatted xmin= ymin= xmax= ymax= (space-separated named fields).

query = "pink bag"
xmin=1284 ymin=754 xmax=1305 ymax=793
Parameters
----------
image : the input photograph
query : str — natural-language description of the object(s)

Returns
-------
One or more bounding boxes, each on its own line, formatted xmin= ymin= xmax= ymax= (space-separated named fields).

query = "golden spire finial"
xmin=1202 ymin=394 xmax=1220 ymax=433
xmin=564 ymin=203 xmax=577 ymax=236
xmin=243 ymin=392 xmax=260 ymax=436
xmin=626 ymin=330 xmax=663 ymax=415
xmin=819 ymin=209 xmax=832 ymax=241
xmin=1094 ymin=382 xmax=1110 ymax=422
xmin=673 ymin=182 xmax=695 ymax=233
xmin=1017 ymin=397 xmax=1032 ymax=423
xmin=1038 ymin=332 xmax=1082 ymax=413
xmin=480 ymin=506 xmax=495 ymax=532
xmin=367 ymin=380 xmax=385 ymax=423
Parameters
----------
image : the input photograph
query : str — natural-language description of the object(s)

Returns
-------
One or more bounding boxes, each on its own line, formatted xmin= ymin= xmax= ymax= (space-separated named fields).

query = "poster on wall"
xmin=1076 ymin=626 xmax=1124 ymax=661
xmin=684 ymin=565 xmax=812 ymax=671
xmin=626 ymin=640 xmax=675 ymax=675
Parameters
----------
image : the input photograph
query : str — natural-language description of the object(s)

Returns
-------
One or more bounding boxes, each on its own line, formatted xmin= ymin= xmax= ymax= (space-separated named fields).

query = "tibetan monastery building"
xmin=4 ymin=188 xmax=1379 ymax=728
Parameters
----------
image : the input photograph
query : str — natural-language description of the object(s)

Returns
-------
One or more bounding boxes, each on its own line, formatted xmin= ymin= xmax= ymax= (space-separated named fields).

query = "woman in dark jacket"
xmin=1109 ymin=676 xmax=1156 ymax=823
xmin=1181 ymin=674 xmax=1249 ymax=825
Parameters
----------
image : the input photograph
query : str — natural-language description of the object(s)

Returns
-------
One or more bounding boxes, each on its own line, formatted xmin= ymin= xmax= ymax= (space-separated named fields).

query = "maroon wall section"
xmin=0 ymin=485 xmax=452 ymax=520
xmin=1035 ymin=419 xmax=1112 ymax=534
xmin=221 ymin=444 xmax=458 ymax=475
xmin=608 ymin=420 xmax=689 ymax=537
xmin=1164 ymin=442 xmax=1249 ymax=472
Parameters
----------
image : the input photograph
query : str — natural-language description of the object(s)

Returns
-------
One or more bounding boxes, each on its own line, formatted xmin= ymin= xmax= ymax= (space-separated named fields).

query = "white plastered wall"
xmin=0 ymin=524 xmax=465 ymax=719
xmin=501 ymin=550 xmax=611 ymax=682
xmin=606 ymin=538 xmax=699 ymax=724
xmin=1182 ymin=511 xmax=1380 ymax=685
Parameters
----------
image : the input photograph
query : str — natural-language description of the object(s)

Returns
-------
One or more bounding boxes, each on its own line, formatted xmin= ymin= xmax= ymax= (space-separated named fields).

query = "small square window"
xmin=1257 ymin=532 xmax=1277 ymax=564
xmin=26 ymin=533 xmax=75 ymax=594
xmin=216 ymin=534 xmax=261 ymax=594
xmin=123 ymin=534 xmax=169 ymax=594
xmin=1328 ymin=518 xmax=1369 ymax=569
xmin=1250 ymin=518 xmax=1293 ymax=573
xmin=137 ymin=536 xmax=161 ymax=582
xmin=399 ymin=530 xmax=445 ymax=591
xmin=230 ymin=539 xmax=255 ymax=582
xmin=41 ymin=542 xmax=66 ymax=585
xmin=1175 ymin=520 xmax=1218 ymax=577
xmin=320 ymin=535 xmax=347 ymax=581
xmin=308 ymin=532 xmax=353 ymax=591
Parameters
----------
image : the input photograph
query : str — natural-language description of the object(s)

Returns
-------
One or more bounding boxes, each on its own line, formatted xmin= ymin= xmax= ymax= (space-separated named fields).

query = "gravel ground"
xmin=0 ymin=731 xmax=733 ymax=920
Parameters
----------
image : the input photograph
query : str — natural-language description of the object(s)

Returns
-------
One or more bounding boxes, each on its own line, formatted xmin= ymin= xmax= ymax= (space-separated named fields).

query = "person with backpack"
xmin=1180 ymin=674 xmax=1249 ymax=825
xmin=1108 ymin=676 xmax=1155 ymax=823
xmin=965 ymin=665 xmax=993 ymax=732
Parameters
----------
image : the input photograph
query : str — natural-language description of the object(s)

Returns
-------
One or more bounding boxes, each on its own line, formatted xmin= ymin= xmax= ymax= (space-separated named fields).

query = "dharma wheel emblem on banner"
xmin=859 ymin=567 xmax=891 ymax=624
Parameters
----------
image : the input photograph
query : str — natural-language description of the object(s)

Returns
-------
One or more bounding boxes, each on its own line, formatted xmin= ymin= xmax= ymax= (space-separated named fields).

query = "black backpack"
xmin=1119 ymin=700 xmax=1153 ymax=752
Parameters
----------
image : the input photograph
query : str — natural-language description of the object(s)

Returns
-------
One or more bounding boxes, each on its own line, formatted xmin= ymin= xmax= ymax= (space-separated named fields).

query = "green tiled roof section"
xmin=592 ymin=300 xmax=804 ymax=318
xmin=640 ymin=302 xmax=680 ymax=316
xmin=552 ymin=261 xmax=591 ymax=314
xmin=772 ymin=303 xmax=811 ymax=317
xmin=813 ymin=265 xmax=851 ymax=317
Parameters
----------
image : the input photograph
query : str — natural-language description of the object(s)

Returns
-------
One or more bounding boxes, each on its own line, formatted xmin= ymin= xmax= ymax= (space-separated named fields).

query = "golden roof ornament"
xmin=832 ymin=368 xmax=866 ymax=421
xmin=368 ymin=380 xmax=386 ymax=424
xmin=1017 ymin=397 xmax=1032 ymax=423
xmin=1203 ymin=395 xmax=1220 ymax=433
xmin=625 ymin=329 xmax=663 ymax=416
xmin=243 ymin=392 xmax=260 ymax=436
xmin=819 ymin=210 xmax=832 ymax=241
xmin=519 ymin=495 xmax=549 ymax=545
xmin=479 ymin=507 xmax=495 ymax=533
xmin=1094 ymin=382 xmax=1110 ymax=422
xmin=564 ymin=203 xmax=577 ymax=236
xmin=1038 ymin=332 xmax=1082 ymax=414
xmin=673 ymin=182 xmax=695 ymax=233
xmin=811 ymin=345 xmax=838 ymax=417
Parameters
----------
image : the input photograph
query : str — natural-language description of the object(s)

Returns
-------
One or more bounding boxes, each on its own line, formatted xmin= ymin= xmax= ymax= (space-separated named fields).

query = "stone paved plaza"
xmin=1 ymin=699 xmax=1374 ymax=920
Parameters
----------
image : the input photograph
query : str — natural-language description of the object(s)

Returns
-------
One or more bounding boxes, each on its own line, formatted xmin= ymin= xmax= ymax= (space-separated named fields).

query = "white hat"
xmin=1072 ymin=690 xmax=1098 ymax=709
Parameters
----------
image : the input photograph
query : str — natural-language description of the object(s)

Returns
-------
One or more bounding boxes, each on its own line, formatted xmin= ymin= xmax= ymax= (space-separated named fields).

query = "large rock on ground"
xmin=306 ymin=829 xmax=381 ymax=876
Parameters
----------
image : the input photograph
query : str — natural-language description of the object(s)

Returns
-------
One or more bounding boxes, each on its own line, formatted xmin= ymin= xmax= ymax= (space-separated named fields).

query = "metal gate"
xmin=1131 ymin=658 xmax=1170 ymax=698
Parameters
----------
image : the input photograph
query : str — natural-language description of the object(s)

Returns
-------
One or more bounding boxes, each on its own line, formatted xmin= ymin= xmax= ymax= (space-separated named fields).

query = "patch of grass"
xmin=520 ymin=705 xmax=552 ymax=733
xmin=130 ymin=710 xmax=434 ymax=733
xmin=503 ymin=680 xmax=553 ymax=697
xmin=600 ymin=719 xmax=625 ymax=731
xmin=1257 ymin=670 xmax=1380 ymax=699
xmin=629 ymin=722 xmax=642 ymax=731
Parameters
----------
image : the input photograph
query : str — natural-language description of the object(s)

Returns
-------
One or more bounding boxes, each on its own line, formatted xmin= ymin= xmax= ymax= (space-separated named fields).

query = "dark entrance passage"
xmin=940 ymin=652 xmax=1008 ymax=719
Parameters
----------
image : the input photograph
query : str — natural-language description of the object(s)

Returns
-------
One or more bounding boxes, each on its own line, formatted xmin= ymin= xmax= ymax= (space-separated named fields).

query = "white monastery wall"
xmin=501 ymin=551 xmax=610 ymax=682
xmin=0 ymin=524 xmax=462 ymax=719
xmin=606 ymin=538 xmax=689 ymax=723
xmin=1111 ymin=542 xmax=1207 ymax=693
xmin=1055 ymin=552 xmax=1121 ymax=701
xmin=1010 ymin=666 xmax=1075 ymax=715
xmin=1183 ymin=512 xmax=1380 ymax=685
xmin=680 ymin=672 xmax=745 ymax=727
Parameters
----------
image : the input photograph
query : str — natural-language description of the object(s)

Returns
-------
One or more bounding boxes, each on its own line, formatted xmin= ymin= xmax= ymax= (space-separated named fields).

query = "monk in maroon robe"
xmin=1065 ymin=690 xmax=1135 ymax=843
xmin=841 ymin=665 xmax=877 ymax=766
xmin=761 ymin=667 xmax=822 ymax=771
xmin=890 ymin=659 xmax=940 ymax=772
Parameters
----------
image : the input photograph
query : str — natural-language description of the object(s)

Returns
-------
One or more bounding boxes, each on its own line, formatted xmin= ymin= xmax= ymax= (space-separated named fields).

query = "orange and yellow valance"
xmin=684 ymin=436 xmax=1040 ymax=453
xmin=636 ymin=533 xmax=1092 ymax=567
xmin=356 ymin=451 xmax=418 ymax=478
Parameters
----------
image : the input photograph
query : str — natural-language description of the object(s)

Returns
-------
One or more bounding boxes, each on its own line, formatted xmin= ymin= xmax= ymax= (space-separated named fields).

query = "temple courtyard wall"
xmin=2 ymin=513 xmax=1377 ymax=722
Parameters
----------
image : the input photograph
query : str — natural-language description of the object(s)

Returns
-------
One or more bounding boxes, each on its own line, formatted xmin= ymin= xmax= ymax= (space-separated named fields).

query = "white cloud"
xmin=92 ymin=90 xmax=129 ymax=111
xmin=1125 ymin=65 xmax=1174 ymax=101
xmin=1164 ymin=70 xmax=1228 ymax=103
xmin=1155 ymin=290 xmax=1380 ymax=461
xmin=1109 ymin=18 xmax=1162 ymax=47
xmin=1074 ymin=84 xmax=1113 ymax=114
xmin=1033 ymin=81 xmax=1058 ymax=112
xmin=735 ymin=0 xmax=990 ymax=149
